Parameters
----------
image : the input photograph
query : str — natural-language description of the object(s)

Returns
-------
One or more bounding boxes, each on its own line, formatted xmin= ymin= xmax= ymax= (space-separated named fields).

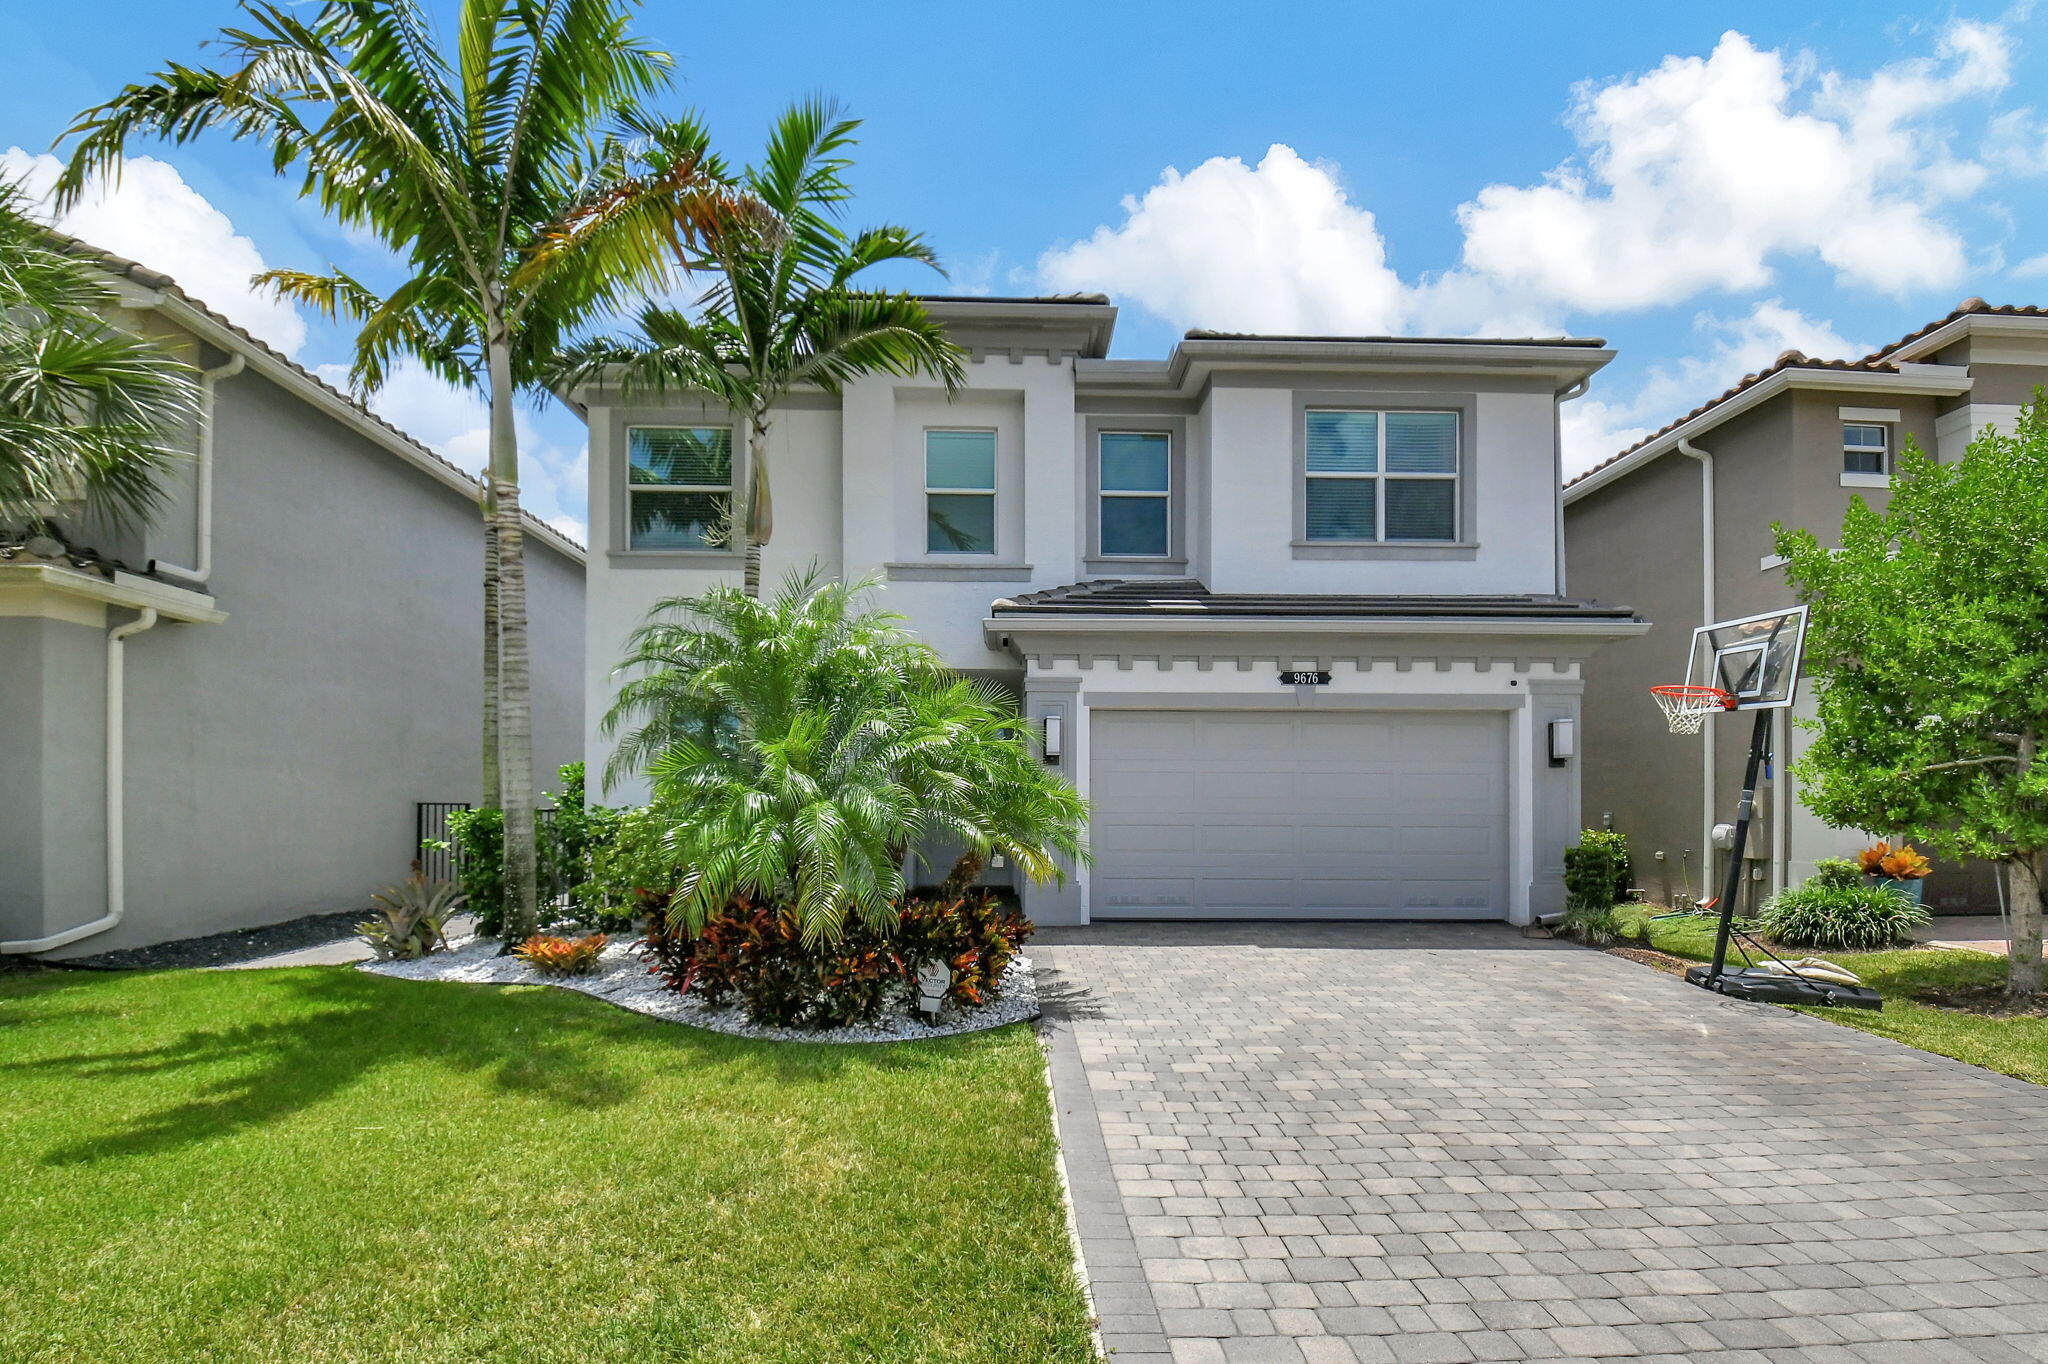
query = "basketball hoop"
xmin=1651 ymin=684 xmax=1733 ymax=735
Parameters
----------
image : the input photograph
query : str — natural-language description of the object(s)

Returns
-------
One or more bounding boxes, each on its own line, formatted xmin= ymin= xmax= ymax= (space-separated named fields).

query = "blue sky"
xmin=7 ymin=1 xmax=2048 ymax=540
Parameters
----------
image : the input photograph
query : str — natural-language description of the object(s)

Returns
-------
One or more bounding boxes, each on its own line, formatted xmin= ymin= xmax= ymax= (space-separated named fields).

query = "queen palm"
xmin=559 ymin=100 xmax=967 ymax=596
xmin=0 ymin=178 xmax=195 ymax=530
xmin=59 ymin=0 xmax=752 ymax=941
xmin=605 ymin=571 xmax=1087 ymax=942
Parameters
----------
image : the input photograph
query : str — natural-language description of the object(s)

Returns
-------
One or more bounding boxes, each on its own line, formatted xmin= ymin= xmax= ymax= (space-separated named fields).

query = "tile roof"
xmin=915 ymin=293 xmax=1110 ymax=305
xmin=1864 ymin=297 xmax=2048 ymax=361
xmin=50 ymin=230 xmax=586 ymax=557
xmin=991 ymin=577 xmax=1639 ymax=620
xmin=1565 ymin=297 xmax=2048 ymax=493
xmin=1185 ymin=330 xmax=1608 ymax=348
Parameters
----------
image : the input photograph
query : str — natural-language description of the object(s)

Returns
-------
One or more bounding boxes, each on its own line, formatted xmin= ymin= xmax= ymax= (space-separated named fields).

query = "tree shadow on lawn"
xmin=4 ymin=968 xmax=647 ymax=1166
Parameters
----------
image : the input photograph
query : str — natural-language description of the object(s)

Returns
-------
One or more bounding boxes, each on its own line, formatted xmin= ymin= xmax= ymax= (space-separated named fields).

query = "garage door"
xmin=1089 ymin=709 xmax=1507 ymax=919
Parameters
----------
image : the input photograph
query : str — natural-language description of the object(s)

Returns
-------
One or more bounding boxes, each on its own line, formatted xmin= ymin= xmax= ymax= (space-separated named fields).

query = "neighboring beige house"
xmin=1564 ymin=299 xmax=2048 ymax=915
xmin=565 ymin=297 xmax=1646 ymax=927
xmin=0 ymin=239 xmax=585 ymax=958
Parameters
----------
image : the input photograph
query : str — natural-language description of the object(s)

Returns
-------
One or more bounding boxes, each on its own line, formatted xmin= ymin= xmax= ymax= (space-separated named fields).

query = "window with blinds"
xmin=627 ymin=426 xmax=733 ymax=549
xmin=925 ymin=429 xmax=997 ymax=554
xmin=1304 ymin=409 xmax=1457 ymax=541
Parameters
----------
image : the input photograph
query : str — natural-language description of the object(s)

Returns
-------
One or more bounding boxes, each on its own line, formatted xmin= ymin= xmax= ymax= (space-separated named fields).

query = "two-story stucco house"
xmin=1565 ymin=299 xmax=2048 ymax=916
xmin=567 ymin=296 xmax=1646 ymax=927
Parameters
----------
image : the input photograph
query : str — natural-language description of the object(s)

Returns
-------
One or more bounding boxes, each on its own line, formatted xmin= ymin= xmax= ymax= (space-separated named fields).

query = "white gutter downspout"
xmin=1 ymin=607 xmax=159 ymax=954
xmin=151 ymin=353 xmax=244 ymax=584
xmin=1676 ymin=437 xmax=1717 ymax=901
xmin=1554 ymin=377 xmax=1589 ymax=595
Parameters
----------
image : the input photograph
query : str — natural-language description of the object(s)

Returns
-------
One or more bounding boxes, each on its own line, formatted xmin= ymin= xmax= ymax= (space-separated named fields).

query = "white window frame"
xmin=923 ymin=427 xmax=998 ymax=556
xmin=625 ymin=424 xmax=733 ymax=552
xmin=1096 ymin=430 xmax=1172 ymax=559
xmin=1842 ymin=422 xmax=1889 ymax=479
xmin=1303 ymin=407 xmax=1460 ymax=543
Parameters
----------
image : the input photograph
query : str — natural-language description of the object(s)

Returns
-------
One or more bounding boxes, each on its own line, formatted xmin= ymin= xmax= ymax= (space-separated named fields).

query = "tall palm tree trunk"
xmin=740 ymin=416 xmax=770 ymax=598
xmin=487 ymin=331 xmax=538 ymax=943
xmin=482 ymin=492 xmax=502 ymax=810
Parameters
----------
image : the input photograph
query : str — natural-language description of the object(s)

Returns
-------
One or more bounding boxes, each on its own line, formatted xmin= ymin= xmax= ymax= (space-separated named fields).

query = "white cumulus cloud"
xmin=3 ymin=148 xmax=308 ymax=356
xmin=1041 ymin=22 xmax=2017 ymax=338
xmin=1038 ymin=145 xmax=1413 ymax=336
xmin=1457 ymin=26 xmax=2005 ymax=310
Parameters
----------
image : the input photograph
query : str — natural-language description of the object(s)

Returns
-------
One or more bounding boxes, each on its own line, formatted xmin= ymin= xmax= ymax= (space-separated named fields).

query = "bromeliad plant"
xmin=1858 ymin=841 xmax=1932 ymax=882
xmin=358 ymin=873 xmax=462 ymax=960
xmin=603 ymin=570 xmax=1088 ymax=946
xmin=512 ymin=931 xmax=609 ymax=976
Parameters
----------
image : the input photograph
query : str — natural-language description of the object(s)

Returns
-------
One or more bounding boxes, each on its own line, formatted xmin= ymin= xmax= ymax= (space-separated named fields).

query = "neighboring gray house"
xmin=1 ymin=241 xmax=585 ymax=958
xmin=564 ymin=297 xmax=1644 ymax=926
xmin=1564 ymin=299 xmax=2048 ymax=914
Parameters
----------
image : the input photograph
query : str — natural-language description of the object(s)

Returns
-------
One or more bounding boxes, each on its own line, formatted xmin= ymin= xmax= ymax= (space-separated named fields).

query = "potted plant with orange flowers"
xmin=1858 ymin=841 xmax=1932 ymax=906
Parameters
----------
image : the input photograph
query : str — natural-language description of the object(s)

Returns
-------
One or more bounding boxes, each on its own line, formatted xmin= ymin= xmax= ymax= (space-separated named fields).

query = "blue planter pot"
xmin=1874 ymin=877 xmax=1925 ymax=906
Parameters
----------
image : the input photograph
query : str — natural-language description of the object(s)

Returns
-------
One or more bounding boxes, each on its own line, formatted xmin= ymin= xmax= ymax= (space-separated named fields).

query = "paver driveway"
xmin=1034 ymin=923 xmax=2048 ymax=1363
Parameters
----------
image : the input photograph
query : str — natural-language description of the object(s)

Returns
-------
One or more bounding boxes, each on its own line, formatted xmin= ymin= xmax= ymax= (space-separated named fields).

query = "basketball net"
xmin=1651 ymin=684 xmax=1733 ymax=735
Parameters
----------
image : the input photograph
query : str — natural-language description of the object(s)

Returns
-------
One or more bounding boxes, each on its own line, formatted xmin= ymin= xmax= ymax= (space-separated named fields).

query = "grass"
xmin=1610 ymin=903 xmax=2048 ymax=1086
xmin=0 ymin=966 xmax=1096 ymax=1364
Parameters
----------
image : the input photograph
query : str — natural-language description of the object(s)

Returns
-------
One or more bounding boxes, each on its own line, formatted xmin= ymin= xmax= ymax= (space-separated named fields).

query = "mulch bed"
xmin=55 ymin=910 xmax=363 ymax=971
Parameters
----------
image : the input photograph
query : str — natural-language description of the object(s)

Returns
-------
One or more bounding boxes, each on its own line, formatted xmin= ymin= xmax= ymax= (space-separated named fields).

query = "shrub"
xmin=358 ymin=874 xmax=461 ymax=960
xmin=1558 ymin=901 xmax=1623 ymax=945
xmin=1806 ymin=857 xmax=1863 ymax=891
xmin=1758 ymin=877 xmax=1931 ymax=951
xmin=442 ymin=805 xmax=506 ymax=935
xmin=1563 ymin=828 xmax=1633 ymax=911
xmin=574 ymin=803 xmax=676 ymax=931
xmin=512 ymin=932 xmax=610 ymax=976
xmin=637 ymin=892 xmax=1034 ymax=1029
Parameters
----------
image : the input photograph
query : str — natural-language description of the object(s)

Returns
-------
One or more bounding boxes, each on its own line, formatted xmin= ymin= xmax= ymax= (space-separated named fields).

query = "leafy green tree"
xmin=1776 ymin=396 xmax=2048 ymax=998
xmin=0 ymin=178 xmax=195 ymax=530
xmin=603 ymin=571 xmax=1087 ymax=942
xmin=59 ymin=0 xmax=751 ymax=942
xmin=558 ymin=100 xmax=967 ymax=597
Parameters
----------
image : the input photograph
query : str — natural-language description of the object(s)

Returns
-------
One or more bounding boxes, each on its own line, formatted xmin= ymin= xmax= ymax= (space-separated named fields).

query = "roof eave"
xmin=1563 ymin=364 xmax=1973 ymax=505
xmin=984 ymin=612 xmax=1650 ymax=646
xmin=1885 ymin=311 xmax=2048 ymax=363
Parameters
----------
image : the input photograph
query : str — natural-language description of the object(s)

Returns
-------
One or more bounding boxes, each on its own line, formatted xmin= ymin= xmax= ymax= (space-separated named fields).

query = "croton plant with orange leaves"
xmin=1857 ymin=841 xmax=1932 ymax=881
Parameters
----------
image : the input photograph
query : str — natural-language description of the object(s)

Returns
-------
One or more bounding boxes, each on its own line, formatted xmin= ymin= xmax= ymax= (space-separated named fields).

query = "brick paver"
xmin=1035 ymin=922 xmax=2048 ymax=1362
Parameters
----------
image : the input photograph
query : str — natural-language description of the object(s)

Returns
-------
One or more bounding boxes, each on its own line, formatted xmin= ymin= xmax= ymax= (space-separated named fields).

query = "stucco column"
xmin=0 ymin=615 xmax=111 ymax=946
xmin=1020 ymin=669 xmax=1085 ymax=926
xmin=1526 ymin=674 xmax=1587 ymax=921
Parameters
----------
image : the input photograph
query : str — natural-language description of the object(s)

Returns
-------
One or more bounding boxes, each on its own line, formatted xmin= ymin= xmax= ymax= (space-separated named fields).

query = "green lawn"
xmin=0 ymin=966 xmax=1096 ymax=1364
xmin=1612 ymin=904 xmax=2048 ymax=1085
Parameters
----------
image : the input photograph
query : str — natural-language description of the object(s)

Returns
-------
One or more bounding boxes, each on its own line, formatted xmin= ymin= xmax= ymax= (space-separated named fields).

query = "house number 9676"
xmin=1280 ymin=670 xmax=1332 ymax=686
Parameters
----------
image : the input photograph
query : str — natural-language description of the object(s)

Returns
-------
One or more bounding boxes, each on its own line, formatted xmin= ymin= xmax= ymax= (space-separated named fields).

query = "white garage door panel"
xmin=1090 ymin=710 xmax=1507 ymax=920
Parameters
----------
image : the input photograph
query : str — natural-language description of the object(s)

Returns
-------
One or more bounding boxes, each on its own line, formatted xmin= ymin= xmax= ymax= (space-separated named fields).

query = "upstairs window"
xmin=627 ymin=426 xmax=731 ymax=549
xmin=1098 ymin=431 xmax=1171 ymax=557
xmin=1843 ymin=423 xmax=1888 ymax=476
xmin=925 ymin=429 xmax=997 ymax=554
xmin=1305 ymin=409 xmax=1458 ymax=542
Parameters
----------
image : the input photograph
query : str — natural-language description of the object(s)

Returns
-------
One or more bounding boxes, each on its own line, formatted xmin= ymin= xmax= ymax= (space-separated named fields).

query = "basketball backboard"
xmin=1685 ymin=606 xmax=1808 ymax=710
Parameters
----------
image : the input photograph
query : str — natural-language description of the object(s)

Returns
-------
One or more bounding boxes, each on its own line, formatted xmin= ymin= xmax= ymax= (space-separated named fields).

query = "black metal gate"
xmin=415 ymin=801 xmax=471 ymax=882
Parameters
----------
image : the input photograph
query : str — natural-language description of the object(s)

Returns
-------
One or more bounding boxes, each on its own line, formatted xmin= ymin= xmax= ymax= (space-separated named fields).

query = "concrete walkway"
xmin=1035 ymin=922 xmax=2048 ymax=1363
xmin=1913 ymin=914 xmax=2014 ymax=956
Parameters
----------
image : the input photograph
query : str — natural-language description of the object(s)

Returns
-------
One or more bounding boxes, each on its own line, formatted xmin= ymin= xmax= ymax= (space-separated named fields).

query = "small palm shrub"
xmin=1758 ymin=870 xmax=1931 ymax=950
xmin=512 ymin=932 xmax=610 ymax=976
xmin=637 ymin=893 xmax=1033 ymax=1028
xmin=358 ymin=874 xmax=461 ymax=960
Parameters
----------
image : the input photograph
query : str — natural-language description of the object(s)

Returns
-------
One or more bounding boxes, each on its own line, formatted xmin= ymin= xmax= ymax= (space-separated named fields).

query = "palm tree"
xmin=0 ymin=178 xmax=195 ymax=531
xmin=605 ymin=571 xmax=1087 ymax=943
xmin=58 ymin=0 xmax=754 ymax=942
xmin=558 ymin=99 xmax=968 ymax=596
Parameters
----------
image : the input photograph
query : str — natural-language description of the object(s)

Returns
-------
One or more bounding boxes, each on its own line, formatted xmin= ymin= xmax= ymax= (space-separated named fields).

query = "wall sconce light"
xmin=1547 ymin=717 xmax=1575 ymax=766
xmin=1042 ymin=714 xmax=1064 ymax=764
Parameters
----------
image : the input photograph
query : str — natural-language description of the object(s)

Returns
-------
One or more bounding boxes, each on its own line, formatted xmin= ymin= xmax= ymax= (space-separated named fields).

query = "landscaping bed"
xmin=362 ymin=933 xmax=1039 ymax=1043
xmin=1601 ymin=904 xmax=2048 ymax=1085
xmin=0 ymin=964 xmax=1095 ymax=1363
xmin=58 ymin=909 xmax=362 ymax=970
